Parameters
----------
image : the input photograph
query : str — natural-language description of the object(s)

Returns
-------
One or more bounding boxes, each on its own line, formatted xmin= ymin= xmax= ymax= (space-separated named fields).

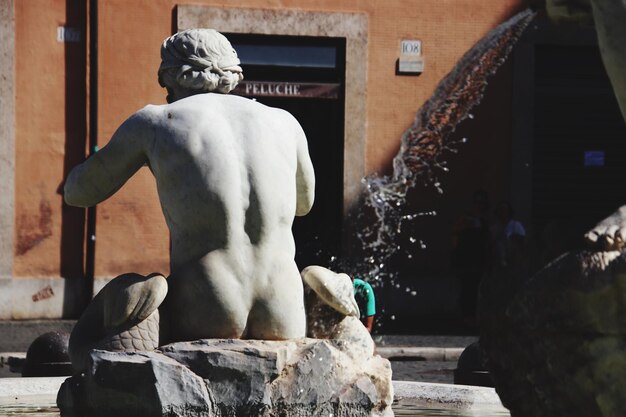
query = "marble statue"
xmin=59 ymin=29 xmax=392 ymax=416
xmin=64 ymin=29 xmax=315 ymax=365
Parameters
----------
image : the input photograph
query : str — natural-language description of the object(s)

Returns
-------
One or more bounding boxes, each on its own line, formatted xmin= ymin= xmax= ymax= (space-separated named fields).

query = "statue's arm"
xmin=64 ymin=110 xmax=154 ymax=207
xmin=295 ymin=124 xmax=315 ymax=216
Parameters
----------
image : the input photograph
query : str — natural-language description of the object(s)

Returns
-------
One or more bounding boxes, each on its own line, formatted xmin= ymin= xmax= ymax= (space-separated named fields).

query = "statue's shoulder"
xmin=133 ymin=103 xmax=167 ymax=121
xmin=205 ymin=93 xmax=301 ymax=124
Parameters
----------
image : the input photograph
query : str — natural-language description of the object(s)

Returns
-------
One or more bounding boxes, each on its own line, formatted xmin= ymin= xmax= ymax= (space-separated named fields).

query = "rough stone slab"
xmin=57 ymin=338 xmax=394 ymax=417
xmin=58 ymin=350 xmax=213 ymax=417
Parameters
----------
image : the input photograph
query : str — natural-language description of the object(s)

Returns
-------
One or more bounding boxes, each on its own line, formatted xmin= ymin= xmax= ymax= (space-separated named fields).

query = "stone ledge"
xmin=0 ymin=377 xmax=66 ymax=405
xmin=393 ymin=381 xmax=507 ymax=412
xmin=377 ymin=347 xmax=464 ymax=361
xmin=0 ymin=378 xmax=508 ymax=414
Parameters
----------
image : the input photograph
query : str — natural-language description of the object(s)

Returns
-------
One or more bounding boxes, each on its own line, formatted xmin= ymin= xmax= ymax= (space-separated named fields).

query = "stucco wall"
xmin=5 ymin=0 xmax=88 ymax=318
xmin=7 ymin=0 xmax=525 ymax=318
xmin=0 ymin=0 xmax=15 ymax=282
xmin=92 ymin=0 xmax=523 ymax=279
xmin=14 ymin=0 xmax=67 ymax=278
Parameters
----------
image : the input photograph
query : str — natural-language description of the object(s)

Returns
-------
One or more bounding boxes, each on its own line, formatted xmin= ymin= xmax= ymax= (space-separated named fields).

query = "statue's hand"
xmin=585 ymin=205 xmax=626 ymax=250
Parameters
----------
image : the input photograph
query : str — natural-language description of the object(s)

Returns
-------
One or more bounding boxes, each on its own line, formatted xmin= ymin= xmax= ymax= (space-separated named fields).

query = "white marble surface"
xmin=65 ymin=91 xmax=315 ymax=342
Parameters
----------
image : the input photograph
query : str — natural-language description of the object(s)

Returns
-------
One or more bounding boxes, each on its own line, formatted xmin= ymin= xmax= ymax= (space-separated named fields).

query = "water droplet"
xmin=390 ymin=315 xmax=396 ymax=320
xmin=411 ymin=291 xmax=417 ymax=296
xmin=468 ymin=114 xmax=474 ymax=119
xmin=409 ymin=237 xmax=417 ymax=243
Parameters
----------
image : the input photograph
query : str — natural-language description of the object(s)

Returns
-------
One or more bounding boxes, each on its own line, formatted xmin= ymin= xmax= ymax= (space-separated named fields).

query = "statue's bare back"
xmin=65 ymin=93 xmax=315 ymax=342
xmin=154 ymin=94 xmax=314 ymax=341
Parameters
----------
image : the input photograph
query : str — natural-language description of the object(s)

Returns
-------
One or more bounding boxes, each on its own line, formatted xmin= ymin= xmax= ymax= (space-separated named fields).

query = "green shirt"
xmin=353 ymin=278 xmax=376 ymax=319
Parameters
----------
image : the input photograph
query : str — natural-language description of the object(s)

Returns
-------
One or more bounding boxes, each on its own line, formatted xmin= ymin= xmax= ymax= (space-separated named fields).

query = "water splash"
xmin=335 ymin=10 xmax=536 ymax=294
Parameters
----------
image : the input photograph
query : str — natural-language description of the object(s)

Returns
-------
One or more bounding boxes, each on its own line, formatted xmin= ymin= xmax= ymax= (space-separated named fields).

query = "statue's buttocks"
xmin=144 ymin=94 xmax=312 ymax=342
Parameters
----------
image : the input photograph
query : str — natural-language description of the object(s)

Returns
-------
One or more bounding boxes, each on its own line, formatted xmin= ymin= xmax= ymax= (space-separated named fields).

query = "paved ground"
xmin=374 ymin=335 xmax=478 ymax=384
xmin=0 ymin=320 xmax=75 ymax=352
xmin=0 ymin=320 xmax=478 ymax=382
xmin=0 ymin=355 xmax=463 ymax=382
xmin=391 ymin=360 xmax=458 ymax=384
xmin=374 ymin=334 xmax=478 ymax=349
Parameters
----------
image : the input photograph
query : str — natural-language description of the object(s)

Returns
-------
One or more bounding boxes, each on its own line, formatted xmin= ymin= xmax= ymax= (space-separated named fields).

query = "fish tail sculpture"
xmin=301 ymin=265 xmax=375 ymax=358
xmin=68 ymin=272 xmax=168 ymax=372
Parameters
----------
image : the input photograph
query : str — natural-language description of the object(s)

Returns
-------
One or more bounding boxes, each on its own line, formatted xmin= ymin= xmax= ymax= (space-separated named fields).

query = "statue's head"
xmin=158 ymin=29 xmax=244 ymax=103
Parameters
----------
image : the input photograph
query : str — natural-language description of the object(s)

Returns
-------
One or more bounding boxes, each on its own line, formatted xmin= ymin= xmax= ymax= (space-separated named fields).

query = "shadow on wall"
xmin=60 ymin=0 xmax=87 ymax=317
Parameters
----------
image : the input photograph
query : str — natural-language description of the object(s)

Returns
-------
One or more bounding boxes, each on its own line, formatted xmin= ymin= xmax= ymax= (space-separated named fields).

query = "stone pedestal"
xmin=480 ymin=250 xmax=626 ymax=417
xmin=57 ymin=338 xmax=393 ymax=417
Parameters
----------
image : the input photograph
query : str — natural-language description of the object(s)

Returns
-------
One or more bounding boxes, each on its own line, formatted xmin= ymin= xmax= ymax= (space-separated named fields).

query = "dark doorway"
xmin=226 ymin=34 xmax=346 ymax=269
xmin=531 ymin=43 xmax=626 ymax=259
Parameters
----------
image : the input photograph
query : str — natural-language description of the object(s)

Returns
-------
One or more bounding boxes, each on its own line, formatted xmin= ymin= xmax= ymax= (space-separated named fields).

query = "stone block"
xmin=57 ymin=338 xmax=393 ymax=417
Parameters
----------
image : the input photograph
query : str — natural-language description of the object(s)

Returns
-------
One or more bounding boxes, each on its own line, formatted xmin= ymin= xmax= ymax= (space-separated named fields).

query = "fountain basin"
xmin=1 ymin=378 xmax=508 ymax=416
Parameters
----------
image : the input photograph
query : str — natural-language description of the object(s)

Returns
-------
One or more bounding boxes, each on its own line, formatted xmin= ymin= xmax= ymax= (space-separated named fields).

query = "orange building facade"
xmin=0 ymin=0 xmax=526 ymax=319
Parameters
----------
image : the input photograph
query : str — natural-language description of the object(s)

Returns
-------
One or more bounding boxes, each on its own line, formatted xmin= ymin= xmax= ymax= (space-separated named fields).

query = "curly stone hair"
xmin=157 ymin=29 xmax=244 ymax=97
